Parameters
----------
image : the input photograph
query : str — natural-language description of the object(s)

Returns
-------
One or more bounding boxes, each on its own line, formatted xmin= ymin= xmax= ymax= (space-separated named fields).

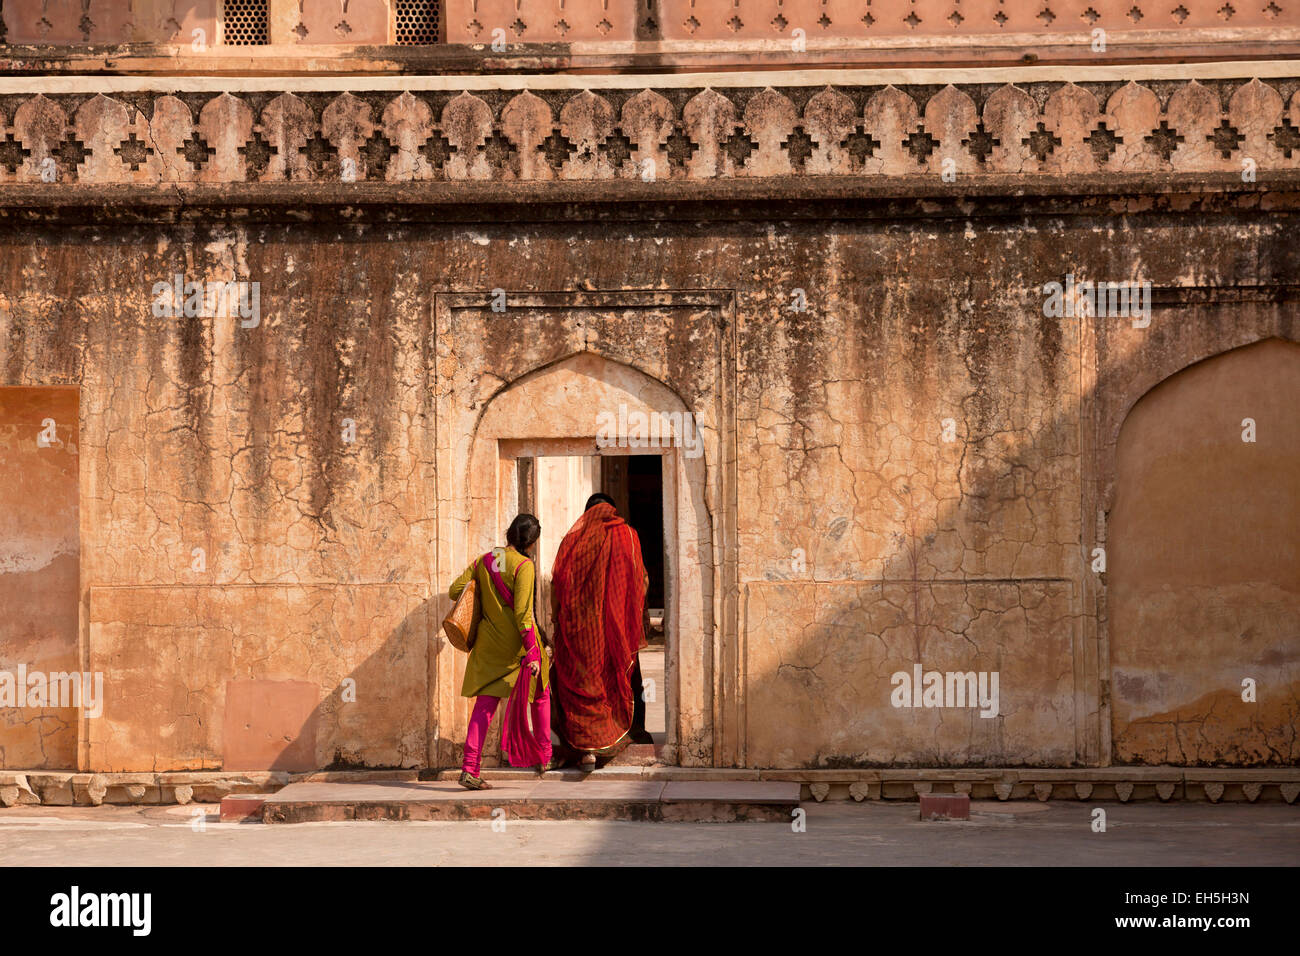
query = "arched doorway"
xmin=439 ymin=351 xmax=714 ymax=767
xmin=1110 ymin=338 xmax=1300 ymax=765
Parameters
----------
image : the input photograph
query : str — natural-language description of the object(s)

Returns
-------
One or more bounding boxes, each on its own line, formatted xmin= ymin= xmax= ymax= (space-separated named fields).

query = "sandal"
xmin=579 ymin=754 xmax=597 ymax=773
xmin=458 ymin=770 xmax=493 ymax=791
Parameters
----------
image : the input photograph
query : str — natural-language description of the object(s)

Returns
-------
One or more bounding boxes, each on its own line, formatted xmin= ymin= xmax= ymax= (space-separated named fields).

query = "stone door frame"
xmin=496 ymin=437 xmax=681 ymax=760
xmin=431 ymin=290 xmax=738 ymax=768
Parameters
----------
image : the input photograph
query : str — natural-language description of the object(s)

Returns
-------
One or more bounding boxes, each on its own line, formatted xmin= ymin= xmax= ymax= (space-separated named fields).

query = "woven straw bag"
xmin=442 ymin=572 xmax=481 ymax=652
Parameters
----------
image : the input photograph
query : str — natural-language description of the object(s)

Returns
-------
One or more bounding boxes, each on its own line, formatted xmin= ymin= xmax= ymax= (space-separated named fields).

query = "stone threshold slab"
xmin=756 ymin=768 xmax=1300 ymax=782
xmin=432 ymin=766 xmax=765 ymax=782
xmin=260 ymin=779 xmax=799 ymax=823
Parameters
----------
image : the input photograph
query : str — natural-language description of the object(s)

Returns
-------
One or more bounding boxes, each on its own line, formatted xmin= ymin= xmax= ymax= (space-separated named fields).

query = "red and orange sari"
xmin=550 ymin=501 xmax=647 ymax=754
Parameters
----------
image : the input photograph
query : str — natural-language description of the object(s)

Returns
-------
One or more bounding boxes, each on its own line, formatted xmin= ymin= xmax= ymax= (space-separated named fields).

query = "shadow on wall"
xmin=82 ymin=582 xmax=435 ymax=774
xmin=737 ymin=310 xmax=1300 ymax=769
xmin=741 ymin=294 xmax=1084 ymax=769
xmin=228 ymin=594 xmax=441 ymax=774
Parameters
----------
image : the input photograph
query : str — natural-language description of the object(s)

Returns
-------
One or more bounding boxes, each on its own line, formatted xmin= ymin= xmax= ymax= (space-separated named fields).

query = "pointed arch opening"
xmin=1109 ymin=338 xmax=1300 ymax=765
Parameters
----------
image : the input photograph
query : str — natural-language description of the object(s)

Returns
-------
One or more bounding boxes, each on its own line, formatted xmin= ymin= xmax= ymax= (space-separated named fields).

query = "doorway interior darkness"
xmin=600 ymin=454 xmax=666 ymax=618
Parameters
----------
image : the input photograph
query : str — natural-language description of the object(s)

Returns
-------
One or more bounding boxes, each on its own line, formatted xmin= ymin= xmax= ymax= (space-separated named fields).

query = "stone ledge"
xmin=4 ymin=768 xmax=1297 ymax=806
xmin=0 ymin=769 xmax=403 ymax=806
xmin=1182 ymin=769 xmax=1300 ymax=780
xmin=2 ymin=58 xmax=1299 ymax=89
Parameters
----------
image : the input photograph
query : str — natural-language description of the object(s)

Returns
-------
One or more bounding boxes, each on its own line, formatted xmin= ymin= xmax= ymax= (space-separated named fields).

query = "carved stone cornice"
xmin=0 ymin=70 xmax=1297 ymax=204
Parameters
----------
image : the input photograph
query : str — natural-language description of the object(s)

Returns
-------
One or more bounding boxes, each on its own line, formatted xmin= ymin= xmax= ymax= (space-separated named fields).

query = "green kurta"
xmin=450 ymin=546 xmax=550 ymax=701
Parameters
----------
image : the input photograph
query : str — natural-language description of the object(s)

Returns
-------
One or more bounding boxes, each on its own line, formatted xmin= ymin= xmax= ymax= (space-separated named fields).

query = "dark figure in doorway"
xmin=550 ymin=492 xmax=653 ymax=771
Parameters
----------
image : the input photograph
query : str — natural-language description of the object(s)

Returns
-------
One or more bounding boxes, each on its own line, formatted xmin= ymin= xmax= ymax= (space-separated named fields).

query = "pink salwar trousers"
xmin=461 ymin=686 xmax=552 ymax=777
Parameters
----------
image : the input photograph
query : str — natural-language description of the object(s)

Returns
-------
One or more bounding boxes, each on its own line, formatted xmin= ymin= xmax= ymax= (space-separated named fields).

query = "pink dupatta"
xmin=482 ymin=552 xmax=548 ymax=768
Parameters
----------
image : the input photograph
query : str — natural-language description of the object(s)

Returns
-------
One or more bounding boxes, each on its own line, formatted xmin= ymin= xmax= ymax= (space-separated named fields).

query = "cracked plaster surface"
xmin=0 ymin=195 xmax=1295 ymax=770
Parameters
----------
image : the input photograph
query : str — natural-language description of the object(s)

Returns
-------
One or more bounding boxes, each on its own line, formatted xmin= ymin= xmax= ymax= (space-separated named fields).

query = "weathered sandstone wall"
xmin=1 ymin=202 xmax=1294 ymax=770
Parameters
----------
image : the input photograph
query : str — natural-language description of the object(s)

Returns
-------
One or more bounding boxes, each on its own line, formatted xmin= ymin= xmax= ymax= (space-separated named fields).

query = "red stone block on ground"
xmin=220 ymin=794 xmax=270 ymax=823
xmin=919 ymin=793 xmax=970 ymax=821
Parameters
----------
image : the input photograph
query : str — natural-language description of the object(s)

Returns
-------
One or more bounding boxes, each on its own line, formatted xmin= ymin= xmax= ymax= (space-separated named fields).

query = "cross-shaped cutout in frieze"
xmin=903 ymin=126 xmax=939 ymax=165
xmin=1085 ymin=122 xmax=1123 ymax=164
xmin=600 ymin=131 xmax=635 ymax=169
xmin=1207 ymin=119 xmax=1245 ymax=158
xmin=362 ymin=131 xmax=398 ymax=178
xmin=481 ymin=129 xmax=518 ymax=171
xmin=665 ymin=127 xmax=698 ymax=169
xmin=1145 ymin=121 xmax=1184 ymax=161
xmin=299 ymin=132 xmax=339 ymax=174
xmin=542 ymin=129 xmax=577 ymax=169
xmin=0 ymin=133 xmax=32 ymax=174
xmin=780 ymin=127 xmax=817 ymax=169
xmin=237 ymin=130 xmax=276 ymax=178
xmin=1023 ymin=122 xmax=1063 ymax=163
xmin=841 ymin=125 xmax=881 ymax=166
xmin=962 ymin=124 xmax=999 ymax=164
xmin=1268 ymin=118 xmax=1300 ymax=159
xmin=722 ymin=129 xmax=758 ymax=167
xmin=55 ymin=135 xmax=92 ymax=174
xmin=420 ymin=131 xmax=456 ymax=171
xmin=114 ymin=132 xmax=154 ymax=172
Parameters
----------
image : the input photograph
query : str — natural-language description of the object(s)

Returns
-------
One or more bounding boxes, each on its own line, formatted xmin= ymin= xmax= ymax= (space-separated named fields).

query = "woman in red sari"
xmin=549 ymin=494 xmax=648 ymax=771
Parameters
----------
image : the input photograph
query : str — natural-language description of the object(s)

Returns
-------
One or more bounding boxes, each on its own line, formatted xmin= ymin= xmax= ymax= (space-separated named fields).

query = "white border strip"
xmin=0 ymin=59 xmax=1297 ymax=94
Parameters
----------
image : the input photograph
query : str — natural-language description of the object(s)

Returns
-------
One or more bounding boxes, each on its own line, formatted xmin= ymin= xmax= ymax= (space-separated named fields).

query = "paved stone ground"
xmin=1 ymin=801 xmax=1295 ymax=866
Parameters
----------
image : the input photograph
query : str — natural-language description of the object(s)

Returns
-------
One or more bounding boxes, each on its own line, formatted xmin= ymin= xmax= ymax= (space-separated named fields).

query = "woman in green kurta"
xmin=450 ymin=513 xmax=552 ymax=790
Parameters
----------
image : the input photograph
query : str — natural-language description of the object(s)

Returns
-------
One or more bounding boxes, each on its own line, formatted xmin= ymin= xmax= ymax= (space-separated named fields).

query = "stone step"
xmin=604 ymin=743 xmax=663 ymax=766
xmin=432 ymin=766 xmax=730 ymax=782
xmin=261 ymin=779 xmax=800 ymax=823
xmin=445 ymin=737 xmax=665 ymax=774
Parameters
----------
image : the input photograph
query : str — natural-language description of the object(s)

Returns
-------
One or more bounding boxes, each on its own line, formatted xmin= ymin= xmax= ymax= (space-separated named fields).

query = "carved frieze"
xmin=0 ymin=77 xmax=1296 ymax=191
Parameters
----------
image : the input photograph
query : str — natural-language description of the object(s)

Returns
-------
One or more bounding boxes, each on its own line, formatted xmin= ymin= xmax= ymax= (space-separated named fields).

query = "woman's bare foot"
xmin=579 ymin=754 xmax=597 ymax=772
